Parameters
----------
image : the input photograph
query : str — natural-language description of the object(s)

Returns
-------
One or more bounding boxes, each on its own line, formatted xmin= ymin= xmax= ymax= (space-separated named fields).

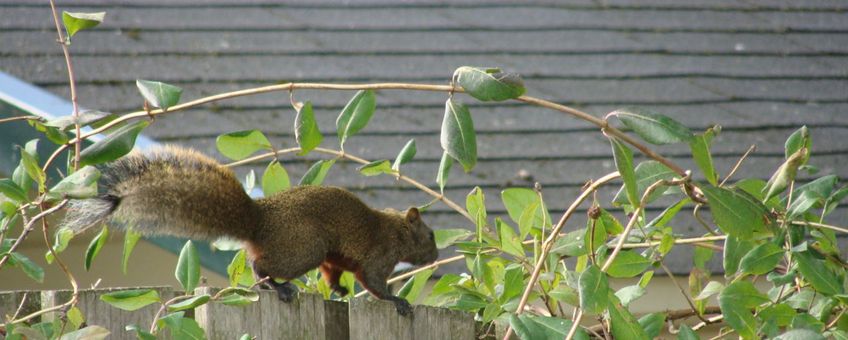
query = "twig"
xmin=0 ymin=200 xmax=68 ymax=269
xmin=48 ymin=0 xmax=82 ymax=171
xmin=785 ymin=220 xmax=848 ymax=235
xmin=0 ymin=116 xmax=42 ymax=125
xmin=587 ymin=306 xmax=722 ymax=333
xmin=504 ymin=171 xmax=620 ymax=340
xmin=620 ymin=235 xmax=726 ymax=250
xmin=659 ymin=262 xmax=709 ymax=324
xmin=719 ymin=145 xmax=756 ymax=187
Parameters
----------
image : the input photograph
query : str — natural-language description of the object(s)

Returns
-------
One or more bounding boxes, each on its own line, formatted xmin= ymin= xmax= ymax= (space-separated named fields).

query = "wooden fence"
xmin=0 ymin=287 xmax=485 ymax=340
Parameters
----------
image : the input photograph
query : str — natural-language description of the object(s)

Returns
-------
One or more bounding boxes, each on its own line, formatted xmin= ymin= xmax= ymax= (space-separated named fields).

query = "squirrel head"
xmin=398 ymin=207 xmax=439 ymax=265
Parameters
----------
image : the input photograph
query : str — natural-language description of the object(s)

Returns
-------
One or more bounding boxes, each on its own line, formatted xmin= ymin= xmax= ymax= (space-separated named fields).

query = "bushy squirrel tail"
xmin=61 ymin=146 xmax=259 ymax=241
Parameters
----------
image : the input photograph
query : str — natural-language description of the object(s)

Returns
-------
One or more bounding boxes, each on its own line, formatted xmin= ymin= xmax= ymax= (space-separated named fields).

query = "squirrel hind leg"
xmin=319 ymin=262 xmax=348 ymax=297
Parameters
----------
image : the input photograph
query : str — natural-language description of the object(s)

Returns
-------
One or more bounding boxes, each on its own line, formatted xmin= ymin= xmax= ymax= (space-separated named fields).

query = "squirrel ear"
xmin=406 ymin=207 xmax=420 ymax=223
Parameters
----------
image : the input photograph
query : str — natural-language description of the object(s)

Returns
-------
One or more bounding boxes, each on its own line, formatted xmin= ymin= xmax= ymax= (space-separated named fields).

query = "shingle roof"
xmin=2 ymin=0 xmax=847 ymax=274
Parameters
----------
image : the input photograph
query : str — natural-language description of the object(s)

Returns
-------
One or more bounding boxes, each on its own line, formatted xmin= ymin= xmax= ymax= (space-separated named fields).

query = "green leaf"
xmin=9 ymin=252 xmax=44 ymax=283
xmin=614 ymin=107 xmax=693 ymax=145
xmin=723 ymin=236 xmax=753 ymax=277
xmin=66 ymin=306 xmax=85 ymax=329
xmin=578 ymin=265 xmax=609 ymax=315
xmin=760 ymin=303 xmax=796 ymax=327
xmin=469 ymin=253 xmax=495 ymax=292
xmin=466 ymin=186 xmax=487 ymax=231
xmin=775 ymin=329 xmax=826 ymax=340
xmin=136 ymin=80 xmax=182 ymax=110
xmin=85 ymin=226 xmax=108 ymax=270
xmin=794 ymin=251 xmax=843 ymax=296
xmin=158 ymin=312 xmax=207 ymax=340
xmin=80 ymin=120 xmax=150 ymax=167
xmin=13 ymin=139 xmax=38 ymax=191
xmin=501 ymin=264 xmax=525 ymax=302
xmin=436 ymin=151 xmax=452 ymax=192
xmin=607 ymin=293 xmax=650 ymax=340
xmin=496 ymin=218 xmax=524 ymax=258
xmin=45 ymin=110 xmax=114 ymax=131
xmin=392 ymin=139 xmax=416 ymax=171
xmin=125 ymin=324 xmax=156 ymax=340
xmin=168 ymin=294 xmax=211 ymax=312
xmin=215 ymin=287 xmax=260 ymax=306
xmin=433 ymin=228 xmax=472 ymax=249
xmin=100 ymin=289 xmax=160 ymax=311
xmin=29 ymin=119 xmax=70 ymax=145
xmin=677 ymin=324 xmax=700 ymax=340
xmin=609 ymin=136 xmax=638 ymax=207
xmin=701 ymin=185 xmax=771 ymax=240
xmin=46 ymin=227 xmax=74 ymax=264
xmin=517 ymin=201 xmax=539 ymax=240
xmin=357 ymin=160 xmax=395 ymax=177
xmin=46 ymin=166 xmax=100 ymax=201
xmin=441 ymin=98 xmax=477 ymax=172
xmin=763 ymin=147 xmax=807 ymax=202
xmin=787 ymin=190 xmax=821 ymax=219
xmin=58 ymin=325 xmax=109 ymax=340
xmin=215 ymin=129 xmax=272 ymax=161
xmin=793 ymin=175 xmax=838 ymax=203
xmin=397 ymin=268 xmax=433 ymax=303
xmin=453 ymin=66 xmax=525 ymax=102
xmin=175 ymin=241 xmax=200 ymax=293
xmin=689 ymin=126 xmax=720 ymax=185
xmin=122 ymin=229 xmax=141 ymax=274
xmin=336 ymin=90 xmax=376 ymax=148
xmin=299 ymin=159 xmax=335 ymax=186
xmin=784 ymin=126 xmax=811 ymax=164
xmin=551 ymin=229 xmax=587 ymax=257
xmin=719 ymin=281 xmax=769 ymax=339
xmin=62 ymin=11 xmax=104 ymax=38
xmin=739 ymin=242 xmax=783 ymax=275
xmin=508 ymin=314 xmax=587 ymax=340
xmin=20 ymin=146 xmax=45 ymax=193
xmin=0 ymin=178 xmax=27 ymax=204
xmin=612 ymin=160 xmax=676 ymax=206
xmin=227 ymin=249 xmax=253 ymax=287
xmin=605 ymin=250 xmax=651 ymax=278
xmin=501 ymin=187 xmax=552 ymax=229
xmin=294 ymin=101 xmax=322 ymax=155
xmin=261 ymin=161 xmax=290 ymax=196
xmin=694 ymin=281 xmax=724 ymax=300
xmin=638 ymin=313 xmax=666 ymax=339
xmin=615 ymin=285 xmax=646 ymax=306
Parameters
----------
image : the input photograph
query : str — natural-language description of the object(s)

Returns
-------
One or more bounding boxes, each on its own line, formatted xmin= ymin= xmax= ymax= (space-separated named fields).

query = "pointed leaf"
xmin=763 ymin=147 xmax=807 ymax=202
xmin=46 ymin=166 xmax=100 ymax=201
xmin=702 ymin=185 xmax=770 ymax=240
xmin=578 ymin=265 xmax=609 ymax=315
xmin=294 ymin=101 xmax=322 ymax=155
xmin=136 ymin=80 xmax=182 ymax=110
xmin=607 ymin=293 xmax=650 ymax=339
xmin=122 ymin=229 xmax=141 ymax=274
xmin=690 ymin=126 xmax=720 ymax=185
xmin=168 ymin=294 xmax=211 ymax=312
xmin=614 ymin=107 xmax=693 ymax=145
xmin=357 ymin=160 xmax=395 ymax=177
xmin=299 ymin=159 xmax=334 ymax=186
xmin=9 ymin=252 xmax=44 ymax=283
xmin=739 ymin=242 xmax=783 ymax=275
xmin=454 ymin=66 xmax=525 ymax=102
xmin=496 ymin=218 xmax=524 ymax=258
xmin=261 ymin=161 xmax=290 ymax=196
xmin=795 ymin=251 xmax=843 ymax=296
xmin=20 ymin=146 xmax=45 ymax=193
xmin=784 ymin=126 xmax=811 ymax=164
xmin=45 ymin=110 xmax=113 ymax=131
xmin=441 ymin=98 xmax=477 ymax=172
xmin=80 ymin=120 xmax=149 ymax=167
xmin=609 ymin=136 xmax=638 ymax=207
xmin=46 ymin=227 xmax=74 ymax=264
xmin=501 ymin=187 xmax=552 ymax=229
xmin=612 ymin=160 xmax=676 ymax=206
xmin=62 ymin=11 xmax=104 ymax=38
xmin=175 ymin=241 xmax=200 ymax=293
xmin=85 ymin=226 xmax=109 ymax=270
xmin=392 ymin=139 xmax=416 ymax=171
xmin=436 ymin=151 xmax=452 ymax=192
xmin=215 ymin=129 xmax=272 ymax=161
xmin=0 ymin=178 xmax=27 ymax=204
xmin=336 ymin=90 xmax=376 ymax=148
xmin=58 ymin=325 xmax=109 ymax=340
xmin=397 ymin=268 xmax=433 ymax=303
xmin=100 ymin=289 xmax=160 ymax=311
xmin=605 ymin=250 xmax=651 ymax=278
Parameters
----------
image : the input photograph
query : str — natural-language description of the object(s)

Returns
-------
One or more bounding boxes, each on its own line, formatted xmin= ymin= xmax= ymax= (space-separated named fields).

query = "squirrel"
xmin=61 ymin=145 xmax=439 ymax=316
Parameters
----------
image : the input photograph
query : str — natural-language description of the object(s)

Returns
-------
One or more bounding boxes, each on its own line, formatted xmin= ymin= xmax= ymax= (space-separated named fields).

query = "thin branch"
xmin=48 ymin=0 xmax=82 ymax=171
xmin=620 ymin=235 xmax=726 ymax=250
xmin=0 ymin=200 xmax=68 ymax=269
xmin=660 ymin=262 xmax=709 ymax=324
xmin=0 ymin=116 xmax=42 ymax=125
xmin=720 ymin=144 xmax=756 ymax=187
xmin=786 ymin=220 xmax=848 ymax=235
xmin=504 ymin=171 xmax=620 ymax=340
xmin=588 ymin=306 xmax=722 ymax=333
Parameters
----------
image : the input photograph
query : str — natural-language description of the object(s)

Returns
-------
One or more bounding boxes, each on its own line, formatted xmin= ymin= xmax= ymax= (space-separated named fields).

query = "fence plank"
xmin=40 ymin=286 xmax=174 ymax=340
xmin=0 ymin=291 xmax=41 ymax=323
xmin=195 ymin=288 xmax=348 ymax=339
xmin=348 ymin=297 xmax=476 ymax=340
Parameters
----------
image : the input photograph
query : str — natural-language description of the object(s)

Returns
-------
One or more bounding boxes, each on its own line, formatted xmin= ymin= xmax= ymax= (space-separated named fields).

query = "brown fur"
xmin=62 ymin=146 xmax=439 ymax=316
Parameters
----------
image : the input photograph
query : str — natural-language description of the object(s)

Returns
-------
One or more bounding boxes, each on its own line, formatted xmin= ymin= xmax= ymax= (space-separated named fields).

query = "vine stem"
xmin=0 ymin=116 xmax=41 ymax=124
xmin=0 ymin=200 xmax=67 ymax=269
xmin=503 ymin=171 xmax=620 ymax=340
xmin=226 ymin=146 xmax=474 ymax=222
xmin=47 ymin=0 xmax=82 ymax=171
xmin=43 ymin=81 xmax=685 ymax=179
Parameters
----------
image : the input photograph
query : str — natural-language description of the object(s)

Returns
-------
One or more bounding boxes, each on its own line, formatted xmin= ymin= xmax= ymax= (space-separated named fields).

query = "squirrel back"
xmin=62 ymin=145 xmax=258 ymax=240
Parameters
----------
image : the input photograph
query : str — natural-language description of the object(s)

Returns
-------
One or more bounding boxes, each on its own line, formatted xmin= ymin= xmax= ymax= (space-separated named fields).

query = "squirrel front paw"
xmin=275 ymin=282 xmax=299 ymax=303
xmin=392 ymin=299 xmax=413 ymax=316
xmin=332 ymin=285 xmax=349 ymax=297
